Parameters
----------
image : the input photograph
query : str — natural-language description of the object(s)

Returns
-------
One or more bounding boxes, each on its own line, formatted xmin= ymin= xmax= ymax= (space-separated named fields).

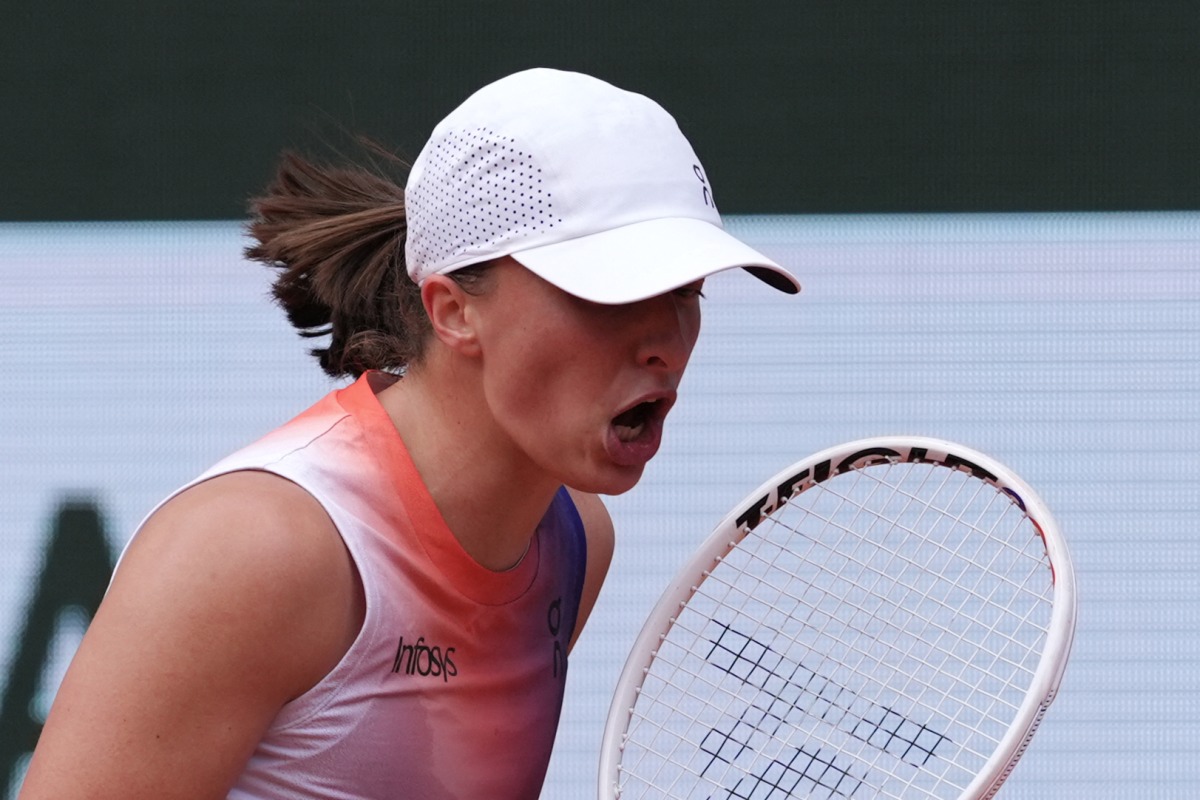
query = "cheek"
xmin=681 ymin=306 xmax=703 ymax=364
xmin=484 ymin=320 xmax=592 ymax=419
xmin=482 ymin=344 xmax=603 ymax=477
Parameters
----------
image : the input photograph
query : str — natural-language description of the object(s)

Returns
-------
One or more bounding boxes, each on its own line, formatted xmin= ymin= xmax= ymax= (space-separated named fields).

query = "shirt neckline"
xmin=337 ymin=372 xmax=541 ymax=605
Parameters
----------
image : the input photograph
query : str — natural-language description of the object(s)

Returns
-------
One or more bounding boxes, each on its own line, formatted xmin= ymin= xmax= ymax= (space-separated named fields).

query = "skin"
xmin=19 ymin=257 xmax=703 ymax=799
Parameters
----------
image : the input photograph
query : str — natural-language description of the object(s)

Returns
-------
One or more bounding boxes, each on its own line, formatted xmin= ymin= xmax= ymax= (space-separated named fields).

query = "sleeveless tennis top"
xmin=133 ymin=372 xmax=587 ymax=799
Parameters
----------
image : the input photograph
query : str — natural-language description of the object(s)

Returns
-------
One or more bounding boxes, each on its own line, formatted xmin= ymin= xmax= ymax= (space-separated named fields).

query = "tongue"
xmin=606 ymin=411 xmax=663 ymax=467
xmin=614 ymin=420 xmax=644 ymax=443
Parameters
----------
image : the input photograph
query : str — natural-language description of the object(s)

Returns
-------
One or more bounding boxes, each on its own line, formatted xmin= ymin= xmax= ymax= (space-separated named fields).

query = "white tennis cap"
xmin=404 ymin=68 xmax=800 ymax=304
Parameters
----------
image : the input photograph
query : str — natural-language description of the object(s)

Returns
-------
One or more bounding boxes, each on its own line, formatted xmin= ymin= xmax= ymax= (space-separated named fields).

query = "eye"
xmin=673 ymin=281 xmax=706 ymax=300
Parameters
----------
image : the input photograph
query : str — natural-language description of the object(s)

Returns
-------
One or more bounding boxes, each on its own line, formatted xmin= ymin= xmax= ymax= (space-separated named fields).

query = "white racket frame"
xmin=599 ymin=436 xmax=1077 ymax=800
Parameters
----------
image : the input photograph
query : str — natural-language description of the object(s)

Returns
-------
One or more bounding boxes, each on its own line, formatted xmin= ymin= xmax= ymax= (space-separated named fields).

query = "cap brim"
xmin=507 ymin=217 xmax=801 ymax=304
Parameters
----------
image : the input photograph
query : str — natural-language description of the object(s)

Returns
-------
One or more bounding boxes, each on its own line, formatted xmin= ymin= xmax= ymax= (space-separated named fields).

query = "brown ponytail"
xmin=244 ymin=143 xmax=429 ymax=378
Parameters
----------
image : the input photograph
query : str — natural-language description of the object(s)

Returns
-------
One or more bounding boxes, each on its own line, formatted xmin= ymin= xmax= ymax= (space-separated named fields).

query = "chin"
xmin=570 ymin=463 xmax=646 ymax=497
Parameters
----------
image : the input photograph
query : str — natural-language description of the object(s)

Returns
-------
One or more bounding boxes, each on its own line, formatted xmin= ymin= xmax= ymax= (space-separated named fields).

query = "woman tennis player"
xmin=21 ymin=68 xmax=799 ymax=798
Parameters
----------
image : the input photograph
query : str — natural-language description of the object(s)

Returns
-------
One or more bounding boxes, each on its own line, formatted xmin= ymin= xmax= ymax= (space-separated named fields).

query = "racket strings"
xmin=618 ymin=462 xmax=1055 ymax=799
xmin=760 ymin=469 xmax=1045 ymax=709
xmin=809 ymin=465 xmax=1050 ymax=652
xmin=767 ymin=466 xmax=1050 ymax=781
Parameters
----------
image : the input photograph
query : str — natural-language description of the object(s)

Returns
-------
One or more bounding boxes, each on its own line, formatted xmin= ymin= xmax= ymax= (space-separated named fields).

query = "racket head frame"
xmin=599 ymin=436 xmax=1077 ymax=800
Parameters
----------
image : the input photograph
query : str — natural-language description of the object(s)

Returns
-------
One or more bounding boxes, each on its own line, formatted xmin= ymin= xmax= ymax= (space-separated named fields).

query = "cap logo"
xmin=692 ymin=164 xmax=714 ymax=210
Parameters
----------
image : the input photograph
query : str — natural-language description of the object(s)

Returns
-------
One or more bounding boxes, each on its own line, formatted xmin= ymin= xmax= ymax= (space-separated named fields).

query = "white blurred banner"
xmin=2 ymin=214 xmax=1198 ymax=797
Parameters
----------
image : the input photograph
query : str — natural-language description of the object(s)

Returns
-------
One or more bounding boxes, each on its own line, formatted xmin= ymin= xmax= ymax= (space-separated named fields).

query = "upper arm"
xmin=565 ymin=488 xmax=614 ymax=652
xmin=20 ymin=471 xmax=363 ymax=800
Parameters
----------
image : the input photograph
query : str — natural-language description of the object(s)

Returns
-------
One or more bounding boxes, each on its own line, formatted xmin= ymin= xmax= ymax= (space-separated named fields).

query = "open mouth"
xmin=612 ymin=399 xmax=663 ymax=443
xmin=605 ymin=394 xmax=675 ymax=468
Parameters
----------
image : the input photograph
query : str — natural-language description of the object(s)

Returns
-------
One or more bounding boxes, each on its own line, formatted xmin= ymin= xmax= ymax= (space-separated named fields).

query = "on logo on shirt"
xmin=548 ymin=597 xmax=565 ymax=679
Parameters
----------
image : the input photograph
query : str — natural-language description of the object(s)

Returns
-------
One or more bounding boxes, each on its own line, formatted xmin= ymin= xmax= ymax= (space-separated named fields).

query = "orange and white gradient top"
xmin=130 ymin=372 xmax=587 ymax=799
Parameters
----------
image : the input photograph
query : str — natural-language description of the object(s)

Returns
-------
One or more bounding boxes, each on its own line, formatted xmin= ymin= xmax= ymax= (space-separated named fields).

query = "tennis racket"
xmin=600 ymin=436 xmax=1076 ymax=799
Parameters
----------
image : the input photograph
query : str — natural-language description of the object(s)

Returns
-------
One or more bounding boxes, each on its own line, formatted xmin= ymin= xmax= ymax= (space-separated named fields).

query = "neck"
xmin=375 ymin=358 xmax=560 ymax=572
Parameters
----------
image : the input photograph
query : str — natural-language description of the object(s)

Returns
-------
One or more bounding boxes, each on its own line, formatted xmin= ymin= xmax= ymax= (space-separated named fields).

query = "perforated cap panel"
xmin=406 ymin=127 xmax=562 ymax=274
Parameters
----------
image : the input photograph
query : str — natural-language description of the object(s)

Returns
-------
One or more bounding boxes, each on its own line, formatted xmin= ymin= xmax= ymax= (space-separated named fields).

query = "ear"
xmin=421 ymin=275 xmax=482 ymax=357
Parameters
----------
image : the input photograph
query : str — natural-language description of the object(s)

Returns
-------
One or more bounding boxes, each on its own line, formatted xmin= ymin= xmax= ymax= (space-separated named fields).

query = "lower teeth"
xmin=616 ymin=423 xmax=645 ymax=443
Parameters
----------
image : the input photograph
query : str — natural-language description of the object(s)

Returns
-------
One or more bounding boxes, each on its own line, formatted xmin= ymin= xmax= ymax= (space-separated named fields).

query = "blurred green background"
xmin=4 ymin=0 xmax=1198 ymax=221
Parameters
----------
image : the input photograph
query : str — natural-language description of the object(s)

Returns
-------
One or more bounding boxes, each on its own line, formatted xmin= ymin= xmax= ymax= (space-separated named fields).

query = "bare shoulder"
xmin=564 ymin=487 xmax=611 ymax=534
xmin=565 ymin=488 xmax=614 ymax=560
xmin=565 ymin=488 xmax=614 ymax=651
xmin=21 ymin=470 xmax=363 ymax=799
xmin=124 ymin=470 xmax=346 ymax=591
xmin=114 ymin=469 xmax=364 ymax=694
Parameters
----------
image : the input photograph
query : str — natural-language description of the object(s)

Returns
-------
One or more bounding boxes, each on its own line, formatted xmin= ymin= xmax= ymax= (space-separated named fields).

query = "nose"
xmin=633 ymin=291 xmax=701 ymax=373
